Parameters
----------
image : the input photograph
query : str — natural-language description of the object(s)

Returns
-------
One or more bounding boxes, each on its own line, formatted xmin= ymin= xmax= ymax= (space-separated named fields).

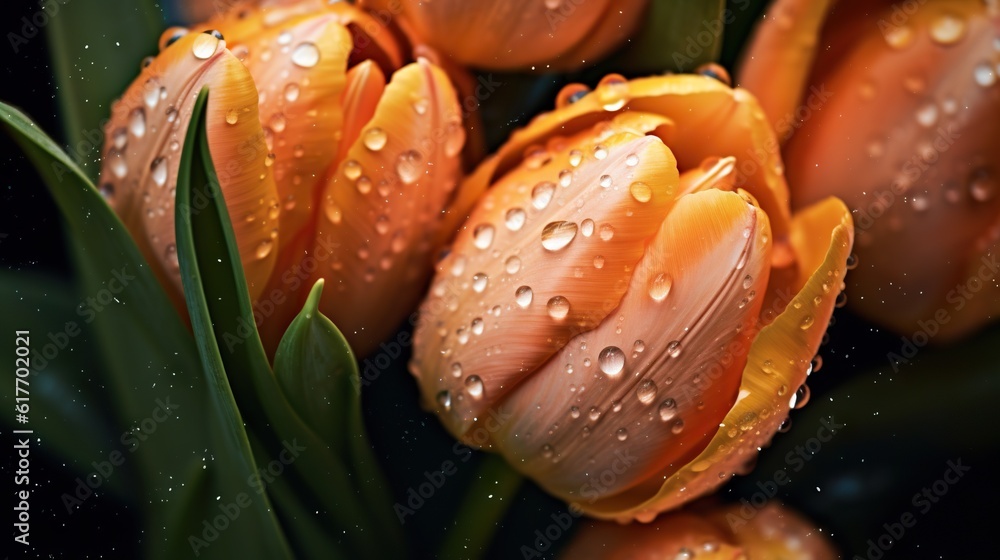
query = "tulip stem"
xmin=439 ymin=453 xmax=524 ymax=560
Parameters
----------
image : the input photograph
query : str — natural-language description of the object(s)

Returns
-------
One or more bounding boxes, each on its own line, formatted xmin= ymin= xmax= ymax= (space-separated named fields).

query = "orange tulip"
xmin=358 ymin=0 xmax=648 ymax=71
xmin=740 ymin=0 xmax=1000 ymax=341
xmin=560 ymin=501 xmax=838 ymax=559
xmin=99 ymin=0 xmax=470 ymax=357
xmin=409 ymin=72 xmax=854 ymax=521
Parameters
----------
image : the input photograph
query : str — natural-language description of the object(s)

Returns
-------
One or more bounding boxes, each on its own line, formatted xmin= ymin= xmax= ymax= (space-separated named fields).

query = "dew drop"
xmin=598 ymin=346 xmax=625 ymax=377
xmin=108 ymin=149 xmax=127 ymax=179
xmin=324 ymin=197 xmax=342 ymax=224
xmin=884 ymin=25 xmax=913 ymax=49
xmin=568 ymin=149 xmax=583 ymax=167
xmin=629 ymin=181 xmax=652 ymax=202
xmin=472 ymin=273 xmax=489 ymax=293
xmin=396 ymin=150 xmax=422 ymax=184
xmin=129 ymin=107 xmax=146 ymax=138
xmin=505 ymin=207 xmax=526 ymax=231
xmin=531 ymin=181 xmax=556 ymax=210
xmin=473 ymin=224 xmax=495 ymax=249
xmin=974 ymin=62 xmax=996 ymax=87
xmin=541 ymin=221 xmax=578 ymax=251
xmin=150 ymin=157 xmax=168 ymax=187
xmin=969 ymin=169 xmax=995 ymax=201
xmin=505 ymin=256 xmax=522 ymax=274
xmin=799 ymin=315 xmax=815 ymax=330
xmin=790 ymin=384 xmax=810 ymax=409
xmin=615 ymin=427 xmax=628 ymax=441
xmin=291 ymin=42 xmax=320 ymax=67
xmin=569 ymin=406 xmax=580 ymax=419
xmin=599 ymin=224 xmax=615 ymax=241
xmin=658 ymin=399 xmax=677 ymax=421
xmin=451 ymin=363 xmax=463 ymax=378
xmin=648 ymin=273 xmax=672 ymax=301
xmin=269 ymin=112 xmax=287 ymax=132
xmin=143 ymin=79 xmax=160 ymax=108
xmin=930 ymin=13 xmax=966 ymax=45
xmin=670 ymin=419 xmax=685 ymax=434
xmin=588 ymin=407 xmax=601 ymax=421
xmin=599 ymin=174 xmax=613 ymax=188
xmin=593 ymin=255 xmax=605 ymax=269
xmin=343 ymin=159 xmax=362 ymax=181
xmin=465 ymin=375 xmax=484 ymax=399
xmin=164 ymin=243 xmax=179 ymax=269
xmin=515 ymin=285 xmax=533 ymax=308
xmin=546 ymin=296 xmax=570 ymax=319
xmin=915 ymin=102 xmax=938 ymax=127
xmin=580 ymin=219 xmax=595 ymax=237
xmin=625 ymin=153 xmax=639 ymax=167
xmin=666 ymin=340 xmax=682 ymax=358
xmin=593 ymin=144 xmax=608 ymax=160
xmin=363 ymin=127 xmax=388 ymax=151
xmin=558 ymin=169 xmax=573 ymax=187
xmin=284 ymin=82 xmax=300 ymax=102
xmin=225 ymin=108 xmax=239 ymax=125
xmin=436 ymin=390 xmax=452 ymax=411
xmin=636 ymin=380 xmax=657 ymax=405
xmin=256 ymin=239 xmax=273 ymax=259
xmin=191 ymin=33 xmax=221 ymax=59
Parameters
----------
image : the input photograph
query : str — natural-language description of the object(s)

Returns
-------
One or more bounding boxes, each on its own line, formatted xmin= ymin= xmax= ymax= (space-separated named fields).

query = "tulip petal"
xmin=99 ymin=32 xmax=278 ymax=302
xmin=736 ymin=0 xmax=838 ymax=143
xmin=555 ymin=1 xmax=647 ymax=70
xmin=412 ymin=124 xmax=679 ymax=439
xmin=575 ymin=197 xmax=852 ymax=521
xmin=307 ymin=59 xmax=464 ymax=357
xmin=562 ymin=513 xmax=744 ymax=560
xmin=784 ymin=0 xmax=1000 ymax=340
xmin=709 ymin=502 xmax=840 ymax=560
xmin=492 ymin=189 xmax=773 ymax=502
xmin=481 ymin=75 xmax=792 ymax=238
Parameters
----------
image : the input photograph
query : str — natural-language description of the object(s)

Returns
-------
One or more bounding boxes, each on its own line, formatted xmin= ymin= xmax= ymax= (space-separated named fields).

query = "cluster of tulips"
xmin=90 ymin=0 xmax=999 ymax=556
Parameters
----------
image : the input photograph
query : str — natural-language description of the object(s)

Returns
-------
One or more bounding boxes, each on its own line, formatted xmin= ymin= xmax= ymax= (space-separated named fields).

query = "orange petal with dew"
xmin=100 ymin=32 xmax=278 ymax=303
xmin=412 ymin=126 xmax=679 ymax=440
xmin=307 ymin=59 xmax=464 ymax=357
xmin=492 ymin=189 xmax=773 ymax=503
xmin=575 ymin=197 xmax=852 ymax=521
xmin=560 ymin=511 xmax=744 ymax=560
xmin=736 ymin=0 xmax=838 ymax=143
xmin=709 ymin=502 xmax=840 ymax=560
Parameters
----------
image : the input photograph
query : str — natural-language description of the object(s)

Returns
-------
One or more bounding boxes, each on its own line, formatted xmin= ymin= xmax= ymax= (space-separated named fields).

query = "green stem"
xmin=439 ymin=454 xmax=524 ymax=560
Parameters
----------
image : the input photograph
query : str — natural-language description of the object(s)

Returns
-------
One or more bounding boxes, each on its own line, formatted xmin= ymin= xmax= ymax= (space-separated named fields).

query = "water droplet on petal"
xmin=580 ymin=219 xmax=595 ymax=237
xmin=129 ymin=107 xmax=146 ymax=138
xmin=364 ymin=127 xmax=387 ymax=151
xmin=396 ymin=150 xmax=422 ymax=184
xmin=790 ymin=384 xmax=810 ymax=409
xmin=191 ymin=33 xmax=221 ymax=59
xmin=625 ymin=153 xmax=639 ymax=166
xmin=593 ymin=255 xmax=605 ymax=269
xmin=599 ymin=224 xmax=615 ymax=241
xmin=150 ymin=157 xmax=168 ymax=187
xmin=284 ymin=82 xmax=300 ymax=102
xmin=598 ymin=346 xmax=625 ymax=377
xmin=593 ymin=144 xmax=608 ymax=160
xmin=108 ymin=149 xmax=127 ymax=178
xmin=546 ymin=296 xmax=570 ymax=319
xmin=531 ymin=181 xmax=556 ymax=210
xmin=666 ymin=340 xmax=682 ymax=358
xmin=505 ymin=207 xmax=526 ymax=231
xmin=291 ymin=42 xmax=320 ymax=67
xmin=256 ymin=239 xmax=273 ymax=259
xmin=916 ymin=102 xmax=938 ymax=127
xmin=658 ymin=399 xmax=677 ymax=421
xmin=615 ymin=427 xmax=628 ymax=441
xmin=648 ymin=273 xmax=672 ymax=301
xmin=599 ymin=174 xmax=613 ymax=188
xmin=636 ymin=380 xmax=657 ymax=405
xmin=465 ymin=375 xmax=484 ymax=399
xmin=436 ymin=390 xmax=452 ymax=411
xmin=969 ymin=169 xmax=996 ymax=201
xmin=472 ymin=272 xmax=489 ymax=293
xmin=629 ymin=181 xmax=652 ymax=202
xmin=515 ymin=285 xmax=533 ymax=307
xmin=884 ymin=25 xmax=914 ymax=49
xmin=505 ymin=256 xmax=521 ymax=274
xmin=930 ymin=13 xmax=966 ymax=45
xmin=225 ymin=108 xmax=239 ymax=125
xmin=473 ymin=224 xmax=495 ymax=249
xmin=800 ymin=315 xmax=815 ymax=330
xmin=568 ymin=149 xmax=583 ymax=167
xmin=343 ymin=159 xmax=362 ymax=180
xmin=541 ymin=221 xmax=578 ymax=251
xmin=975 ymin=62 xmax=996 ymax=87
xmin=671 ymin=419 xmax=685 ymax=434
xmin=324 ymin=197 xmax=342 ymax=224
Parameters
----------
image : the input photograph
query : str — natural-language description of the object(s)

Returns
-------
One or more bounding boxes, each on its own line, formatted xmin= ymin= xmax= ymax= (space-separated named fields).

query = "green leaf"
xmin=175 ymin=88 xmax=294 ymax=560
xmin=609 ymin=0 xmax=726 ymax=74
xmin=0 ymin=100 xmax=222 ymax=558
xmin=274 ymin=279 xmax=403 ymax=546
xmin=46 ymin=0 xmax=164 ymax=180
xmin=274 ymin=279 xmax=356 ymax=446
xmin=176 ymin=88 xmax=403 ymax=559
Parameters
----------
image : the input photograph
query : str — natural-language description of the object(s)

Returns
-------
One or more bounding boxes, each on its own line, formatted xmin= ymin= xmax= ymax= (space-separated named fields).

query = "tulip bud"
xmin=740 ymin=0 xmax=1000 ymax=341
xmin=560 ymin=501 xmax=838 ymax=559
xmin=359 ymin=0 xmax=648 ymax=71
xmin=101 ymin=1 xmax=470 ymax=357
xmin=411 ymin=74 xmax=854 ymax=520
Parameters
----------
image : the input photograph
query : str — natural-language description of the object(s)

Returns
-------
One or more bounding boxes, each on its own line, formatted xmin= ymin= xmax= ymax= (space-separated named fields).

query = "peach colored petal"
xmin=412 ymin=126 xmax=679 ymax=440
xmin=100 ymin=32 xmax=278 ymax=303
xmin=337 ymin=61 xmax=387 ymax=163
xmin=678 ymin=156 xmax=738 ymax=196
xmin=785 ymin=0 xmax=1000 ymax=340
xmin=493 ymin=189 xmax=773 ymax=503
xmin=737 ymin=0 xmax=838 ymax=143
xmin=575 ymin=198 xmax=852 ymax=521
xmin=307 ymin=59 xmax=464 ymax=357
xmin=561 ymin=513 xmax=744 ymax=560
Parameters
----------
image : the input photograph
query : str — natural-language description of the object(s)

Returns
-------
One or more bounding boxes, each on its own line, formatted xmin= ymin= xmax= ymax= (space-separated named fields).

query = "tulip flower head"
xmin=741 ymin=0 xmax=1000 ymax=341
xmin=360 ymin=0 xmax=648 ymax=71
xmin=411 ymin=72 xmax=854 ymax=521
xmin=561 ymin=501 xmax=838 ymax=559
xmin=100 ymin=0 xmax=471 ymax=356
